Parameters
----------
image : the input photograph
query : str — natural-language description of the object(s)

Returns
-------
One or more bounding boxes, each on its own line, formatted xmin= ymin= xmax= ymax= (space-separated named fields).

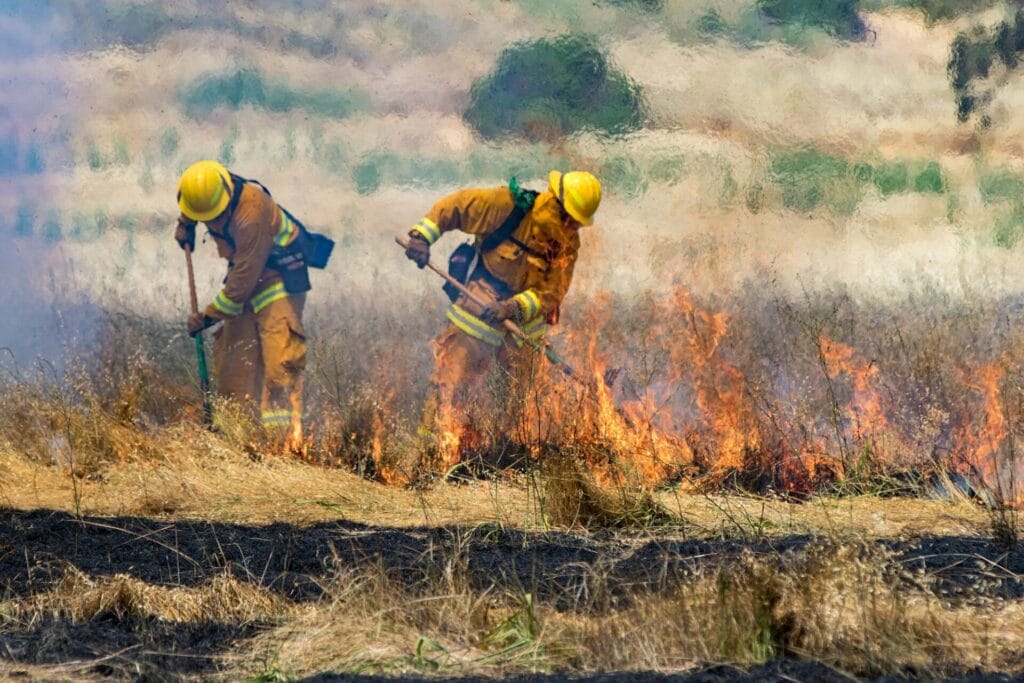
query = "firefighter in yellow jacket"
xmin=404 ymin=170 xmax=602 ymax=468
xmin=175 ymin=160 xmax=308 ymax=443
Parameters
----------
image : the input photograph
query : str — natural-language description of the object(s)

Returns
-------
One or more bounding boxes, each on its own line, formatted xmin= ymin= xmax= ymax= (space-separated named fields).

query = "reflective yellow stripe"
xmin=516 ymin=315 xmax=548 ymax=347
xmin=274 ymin=209 xmax=297 ymax=246
xmin=251 ymin=282 xmax=288 ymax=313
xmin=521 ymin=316 xmax=547 ymax=337
xmin=212 ymin=289 xmax=243 ymax=316
xmin=513 ymin=289 xmax=541 ymax=321
xmin=262 ymin=409 xmax=292 ymax=427
xmin=411 ymin=217 xmax=441 ymax=244
xmin=446 ymin=304 xmax=504 ymax=347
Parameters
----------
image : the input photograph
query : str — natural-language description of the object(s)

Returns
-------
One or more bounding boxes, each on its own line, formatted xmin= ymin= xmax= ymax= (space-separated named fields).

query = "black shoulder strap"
xmin=479 ymin=178 xmax=539 ymax=253
xmin=480 ymin=206 xmax=526 ymax=252
xmin=210 ymin=174 xmax=274 ymax=250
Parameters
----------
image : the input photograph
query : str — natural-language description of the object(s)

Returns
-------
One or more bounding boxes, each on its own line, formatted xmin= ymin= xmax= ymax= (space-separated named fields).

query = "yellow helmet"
xmin=177 ymin=160 xmax=234 ymax=221
xmin=548 ymin=170 xmax=601 ymax=226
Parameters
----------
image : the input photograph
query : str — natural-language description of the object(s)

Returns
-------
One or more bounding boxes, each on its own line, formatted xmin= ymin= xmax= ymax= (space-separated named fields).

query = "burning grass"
xmin=5 ymin=286 xmax=1024 ymax=512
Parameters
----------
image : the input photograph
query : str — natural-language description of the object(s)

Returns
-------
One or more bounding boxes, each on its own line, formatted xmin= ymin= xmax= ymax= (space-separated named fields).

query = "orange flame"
xmin=284 ymin=419 xmax=312 ymax=459
xmin=661 ymin=287 xmax=759 ymax=472
xmin=819 ymin=336 xmax=887 ymax=441
xmin=958 ymin=363 xmax=1019 ymax=504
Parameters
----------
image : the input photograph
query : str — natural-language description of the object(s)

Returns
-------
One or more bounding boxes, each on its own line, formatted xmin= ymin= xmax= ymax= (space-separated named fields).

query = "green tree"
xmin=464 ymin=34 xmax=646 ymax=142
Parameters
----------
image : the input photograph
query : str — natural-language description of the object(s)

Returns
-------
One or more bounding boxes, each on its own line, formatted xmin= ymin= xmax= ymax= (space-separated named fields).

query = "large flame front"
xmin=370 ymin=287 xmax=1024 ymax=504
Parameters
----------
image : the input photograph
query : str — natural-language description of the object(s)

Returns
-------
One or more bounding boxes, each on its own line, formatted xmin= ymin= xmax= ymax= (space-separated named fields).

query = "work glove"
xmin=405 ymin=233 xmax=431 ymax=269
xmin=481 ymin=298 xmax=521 ymax=326
xmin=187 ymin=312 xmax=217 ymax=338
xmin=175 ymin=218 xmax=197 ymax=251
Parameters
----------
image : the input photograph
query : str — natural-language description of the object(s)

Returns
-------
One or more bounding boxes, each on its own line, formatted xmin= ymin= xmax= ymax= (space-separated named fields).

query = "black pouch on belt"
xmin=269 ymin=243 xmax=312 ymax=294
xmin=444 ymin=242 xmax=479 ymax=302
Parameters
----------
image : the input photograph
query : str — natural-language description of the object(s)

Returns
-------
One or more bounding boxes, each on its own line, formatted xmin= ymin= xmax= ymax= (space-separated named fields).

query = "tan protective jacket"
xmin=412 ymin=186 xmax=580 ymax=323
xmin=181 ymin=182 xmax=299 ymax=320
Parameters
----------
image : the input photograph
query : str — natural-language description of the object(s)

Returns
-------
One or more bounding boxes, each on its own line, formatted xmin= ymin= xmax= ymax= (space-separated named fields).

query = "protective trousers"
xmin=212 ymin=294 xmax=307 ymax=442
xmin=422 ymin=278 xmax=543 ymax=470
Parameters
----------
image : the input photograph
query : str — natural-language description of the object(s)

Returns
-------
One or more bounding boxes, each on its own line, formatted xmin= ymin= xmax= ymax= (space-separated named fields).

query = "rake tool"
xmin=184 ymin=244 xmax=213 ymax=427
xmin=395 ymin=235 xmax=618 ymax=389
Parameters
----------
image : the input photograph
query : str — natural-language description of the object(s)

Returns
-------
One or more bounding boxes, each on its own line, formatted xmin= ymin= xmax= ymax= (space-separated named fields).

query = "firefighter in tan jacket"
xmin=175 ymin=160 xmax=308 ymax=442
xmin=404 ymin=170 xmax=602 ymax=468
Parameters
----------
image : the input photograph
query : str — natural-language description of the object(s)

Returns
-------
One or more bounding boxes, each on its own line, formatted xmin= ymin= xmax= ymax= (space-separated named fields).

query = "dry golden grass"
xmin=218 ymin=542 xmax=1024 ymax=679
xmin=3 ymin=567 xmax=289 ymax=626
xmin=561 ymin=544 xmax=1024 ymax=677
xmin=0 ymin=438 xmax=991 ymax=536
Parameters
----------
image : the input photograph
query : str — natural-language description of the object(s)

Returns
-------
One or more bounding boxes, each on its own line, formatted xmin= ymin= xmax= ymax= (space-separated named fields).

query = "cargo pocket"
xmin=281 ymin=319 xmax=307 ymax=374
xmin=261 ymin=313 xmax=307 ymax=387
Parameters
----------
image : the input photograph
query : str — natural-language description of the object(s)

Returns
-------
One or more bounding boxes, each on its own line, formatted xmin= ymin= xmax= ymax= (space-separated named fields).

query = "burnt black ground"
xmin=300 ymin=665 xmax=1019 ymax=682
xmin=2 ymin=507 xmax=1023 ymax=680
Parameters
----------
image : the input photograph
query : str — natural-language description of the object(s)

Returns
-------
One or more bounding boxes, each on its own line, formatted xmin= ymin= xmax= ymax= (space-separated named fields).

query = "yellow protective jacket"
xmin=411 ymin=186 xmax=580 ymax=324
xmin=182 ymin=182 xmax=301 ymax=320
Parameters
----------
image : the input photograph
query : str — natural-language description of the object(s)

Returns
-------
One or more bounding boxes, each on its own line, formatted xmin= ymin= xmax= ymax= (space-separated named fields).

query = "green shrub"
xmin=463 ymin=34 xmax=646 ymax=142
xmin=601 ymin=156 xmax=648 ymax=199
xmin=979 ymin=169 xmax=1024 ymax=249
xmin=606 ymin=0 xmax=663 ymax=11
xmin=353 ymin=158 xmax=383 ymax=196
xmin=94 ymin=210 xmax=109 ymax=237
xmin=947 ymin=10 xmax=1024 ymax=123
xmin=42 ymin=212 xmax=62 ymax=244
xmin=770 ymin=148 xmax=856 ymax=213
xmin=697 ymin=9 xmax=729 ymax=38
xmin=979 ymin=170 xmax=1024 ymax=205
xmin=0 ymin=135 xmax=46 ymax=175
xmin=319 ymin=141 xmax=346 ymax=176
xmin=993 ymin=206 xmax=1024 ymax=249
xmin=113 ymin=138 xmax=131 ymax=166
xmin=139 ymin=156 xmax=155 ymax=193
xmin=25 ymin=142 xmax=44 ymax=174
xmin=873 ymin=162 xmax=909 ymax=197
xmin=218 ymin=129 xmax=238 ymax=166
xmin=159 ymin=127 xmax=180 ymax=159
xmin=7 ymin=2 xmax=174 ymax=52
xmin=648 ymin=155 xmax=686 ymax=185
xmin=13 ymin=204 xmax=35 ymax=237
xmin=101 ymin=3 xmax=172 ymax=48
xmin=180 ymin=68 xmax=367 ymax=121
xmin=769 ymin=149 xmax=944 ymax=213
xmin=756 ymin=0 xmax=866 ymax=40
xmin=0 ymin=136 xmax=18 ymax=175
xmin=913 ymin=162 xmax=944 ymax=193
xmin=87 ymin=143 xmax=105 ymax=171
xmin=899 ymin=0 xmax=999 ymax=25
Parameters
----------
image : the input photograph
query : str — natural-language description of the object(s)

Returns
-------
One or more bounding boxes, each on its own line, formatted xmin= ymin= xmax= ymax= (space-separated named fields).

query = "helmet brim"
xmin=549 ymin=170 xmax=594 ymax=226
xmin=566 ymin=206 xmax=593 ymax=226
xmin=178 ymin=188 xmax=231 ymax=222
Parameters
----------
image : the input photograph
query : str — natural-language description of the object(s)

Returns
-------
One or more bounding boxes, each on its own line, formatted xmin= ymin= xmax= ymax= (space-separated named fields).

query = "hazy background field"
xmin=5 ymin=0 xmax=1024 ymax=336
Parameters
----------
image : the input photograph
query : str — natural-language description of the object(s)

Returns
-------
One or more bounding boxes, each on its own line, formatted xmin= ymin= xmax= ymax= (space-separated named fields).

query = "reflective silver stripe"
xmin=251 ymin=282 xmax=288 ymax=313
xmin=212 ymin=289 xmax=243 ymax=316
xmin=274 ymin=209 xmax=297 ymax=246
xmin=412 ymin=217 xmax=441 ymax=244
xmin=514 ymin=290 xmax=541 ymax=321
xmin=446 ymin=304 xmax=504 ymax=346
